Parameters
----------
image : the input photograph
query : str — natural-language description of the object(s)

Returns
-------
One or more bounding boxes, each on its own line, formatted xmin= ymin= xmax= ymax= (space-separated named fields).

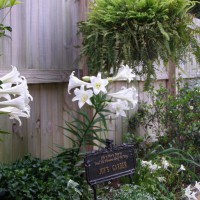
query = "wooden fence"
xmin=0 ymin=0 xmax=89 ymax=163
xmin=0 ymin=0 xmax=199 ymax=163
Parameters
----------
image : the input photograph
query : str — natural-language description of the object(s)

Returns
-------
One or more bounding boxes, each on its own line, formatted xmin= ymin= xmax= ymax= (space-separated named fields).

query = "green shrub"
xmin=128 ymin=81 xmax=200 ymax=152
xmin=124 ymin=81 xmax=200 ymax=199
xmin=0 ymin=155 xmax=82 ymax=200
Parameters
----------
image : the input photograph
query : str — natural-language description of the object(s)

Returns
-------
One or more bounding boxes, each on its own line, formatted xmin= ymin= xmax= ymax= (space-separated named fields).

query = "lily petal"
xmin=68 ymin=71 xmax=88 ymax=94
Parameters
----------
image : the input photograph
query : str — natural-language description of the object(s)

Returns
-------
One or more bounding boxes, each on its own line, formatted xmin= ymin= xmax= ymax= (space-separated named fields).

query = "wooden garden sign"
xmin=84 ymin=139 xmax=136 ymax=200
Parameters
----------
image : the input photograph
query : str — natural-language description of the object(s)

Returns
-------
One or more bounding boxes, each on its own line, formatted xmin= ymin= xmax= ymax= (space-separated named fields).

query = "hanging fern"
xmin=189 ymin=0 xmax=200 ymax=18
xmin=78 ymin=0 xmax=200 ymax=87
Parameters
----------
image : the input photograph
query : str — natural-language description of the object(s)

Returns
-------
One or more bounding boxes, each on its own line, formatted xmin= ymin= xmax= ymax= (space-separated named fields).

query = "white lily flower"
xmin=72 ymin=85 xmax=93 ymax=108
xmin=0 ymin=95 xmax=30 ymax=111
xmin=0 ymin=66 xmax=33 ymax=126
xmin=107 ymin=87 xmax=138 ymax=108
xmin=106 ymin=99 xmax=129 ymax=117
xmin=112 ymin=64 xmax=135 ymax=82
xmin=87 ymin=72 xmax=109 ymax=95
xmin=0 ymin=66 xmax=22 ymax=84
xmin=0 ymin=106 xmax=30 ymax=126
xmin=0 ymin=77 xmax=29 ymax=96
xmin=68 ymin=71 xmax=88 ymax=94
xmin=194 ymin=181 xmax=200 ymax=191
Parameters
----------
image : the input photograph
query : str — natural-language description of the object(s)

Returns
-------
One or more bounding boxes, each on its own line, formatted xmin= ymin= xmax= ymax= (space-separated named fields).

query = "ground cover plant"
xmin=0 ymin=155 xmax=82 ymax=200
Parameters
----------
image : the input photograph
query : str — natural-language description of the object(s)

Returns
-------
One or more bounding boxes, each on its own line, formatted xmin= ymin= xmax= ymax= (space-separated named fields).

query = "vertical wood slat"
xmin=28 ymin=84 xmax=41 ymax=158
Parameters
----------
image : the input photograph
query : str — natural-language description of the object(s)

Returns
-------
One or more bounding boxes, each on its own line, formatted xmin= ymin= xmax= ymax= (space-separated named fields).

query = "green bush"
xmin=0 ymin=155 xmax=82 ymax=200
xmin=128 ymin=81 xmax=200 ymax=152
xmin=123 ymin=81 xmax=200 ymax=199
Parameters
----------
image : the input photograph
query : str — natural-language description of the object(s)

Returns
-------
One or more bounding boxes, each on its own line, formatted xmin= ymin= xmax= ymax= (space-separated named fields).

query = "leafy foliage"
xmin=61 ymin=93 xmax=110 ymax=171
xmin=0 ymin=155 xmax=82 ymax=200
xmin=123 ymin=81 xmax=200 ymax=199
xmin=103 ymin=184 xmax=156 ymax=200
xmin=128 ymin=81 xmax=200 ymax=151
xmin=78 ymin=0 xmax=200 ymax=88
xmin=0 ymin=0 xmax=21 ymax=38
xmin=0 ymin=0 xmax=21 ymax=9
xmin=189 ymin=0 xmax=200 ymax=18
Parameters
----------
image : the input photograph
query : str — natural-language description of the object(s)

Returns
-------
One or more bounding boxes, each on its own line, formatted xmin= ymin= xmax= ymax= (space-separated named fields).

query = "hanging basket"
xmin=79 ymin=0 xmax=200 ymax=87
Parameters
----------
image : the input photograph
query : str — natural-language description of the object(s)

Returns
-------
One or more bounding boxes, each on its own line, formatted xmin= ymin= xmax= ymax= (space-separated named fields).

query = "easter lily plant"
xmin=0 ymin=66 xmax=33 ymax=135
xmin=68 ymin=65 xmax=138 ymax=118
xmin=65 ymin=65 xmax=138 ymax=156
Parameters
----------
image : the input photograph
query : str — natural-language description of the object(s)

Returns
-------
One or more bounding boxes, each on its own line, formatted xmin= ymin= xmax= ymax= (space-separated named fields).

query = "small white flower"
xmin=190 ymin=192 xmax=198 ymax=200
xmin=194 ymin=181 xmax=200 ymax=191
xmin=106 ymin=99 xmax=129 ymax=117
xmin=157 ymin=176 xmax=166 ymax=183
xmin=185 ymin=185 xmax=192 ymax=196
xmin=72 ymin=85 xmax=93 ymax=108
xmin=112 ymin=65 xmax=135 ymax=82
xmin=141 ymin=160 xmax=152 ymax=167
xmin=178 ymin=164 xmax=186 ymax=173
xmin=87 ymin=72 xmax=109 ymax=95
xmin=107 ymin=87 xmax=138 ymax=108
xmin=189 ymin=106 xmax=194 ymax=110
xmin=149 ymin=163 xmax=161 ymax=173
xmin=161 ymin=158 xmax=170 ymax=169
xmin=184 ymin=184 xmax=199 ymax=200
xmin=68 ymin=71 xmax=88 ymax=94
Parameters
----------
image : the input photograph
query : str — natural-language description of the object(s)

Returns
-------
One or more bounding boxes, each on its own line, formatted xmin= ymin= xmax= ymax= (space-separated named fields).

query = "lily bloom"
xmin=107 ymin=87 xmax=138 ymax=108
xmin=72 ymin=85 xmax=93 ymax=108
xmin=0 ymin=66 xmax=33 ymax=126
xmin=112 ymin=65 xmax=135 ymax=82
xmin=106 ymin=99 xmax=129 ymax=117
xmin=0 ymin=66 xmax=22 ymax=84
xmin=0 ymin=95 xmax=31 ymax=111
xmin=87 ymin=72 xmax=109 ymax=95
xmin=68 ymin=71 xmax=88 ymax=94
xmin=0 ymin=106 xmax=30 ymax=126
xmin=0 ymin=77 xmax=31 ymax=97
